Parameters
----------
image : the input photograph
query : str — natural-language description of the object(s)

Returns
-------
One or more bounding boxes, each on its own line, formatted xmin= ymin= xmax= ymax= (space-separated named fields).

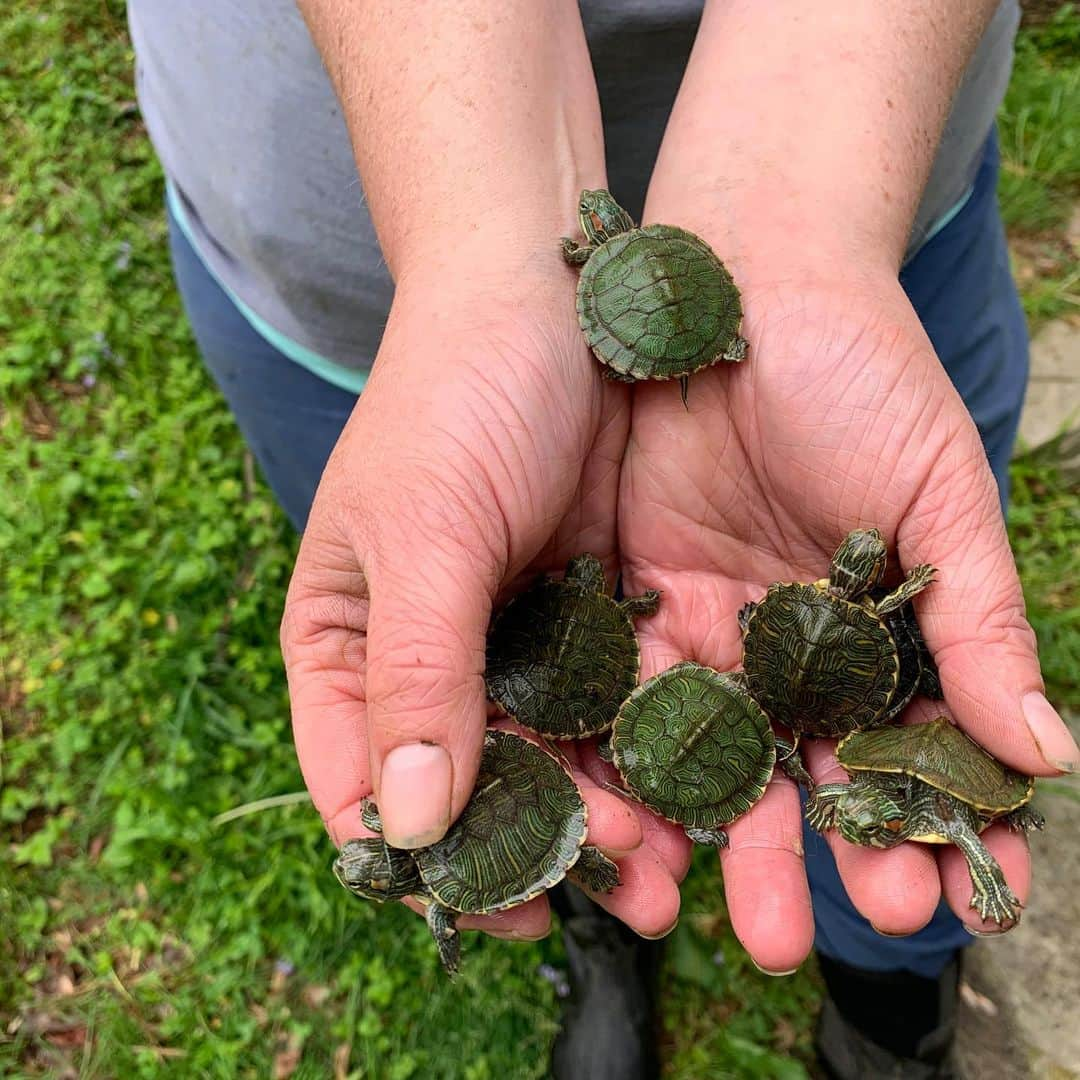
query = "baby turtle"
xmin=603 ymin=663 xmax=776 ymax=849
xmin=334 ymin=729 xmax=619 ymax=976
xmin=561 ymin=189 xmax=747 ymax=405
xmin=485 ymin=553 xmax=660 ymax=739
xmin=740 ymin=528 xmax=937 ymax=738
xmin=806 ymin=718 xmax=1043 ymax=927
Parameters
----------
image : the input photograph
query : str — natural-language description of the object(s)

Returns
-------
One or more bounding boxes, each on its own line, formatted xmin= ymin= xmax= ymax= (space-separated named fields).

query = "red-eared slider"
xmin=561 ymin=189 xmax=747 ymax=405
xmin=333 ymin=730 xmax=619 ymax=976
xmin=604 ymin=663 xmax=776 ymax=849
xmin=739 ymin=528 xmax=937 ymax=738
xmin=485 ymin=554 xmax=660 ymax=739
xmin=806 ymin=718 xmax=1044 ymax=927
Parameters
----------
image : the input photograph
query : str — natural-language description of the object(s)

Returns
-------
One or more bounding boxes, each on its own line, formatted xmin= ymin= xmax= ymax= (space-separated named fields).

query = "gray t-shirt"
xmin=129 ymin=1 xmax=1020 ymax=379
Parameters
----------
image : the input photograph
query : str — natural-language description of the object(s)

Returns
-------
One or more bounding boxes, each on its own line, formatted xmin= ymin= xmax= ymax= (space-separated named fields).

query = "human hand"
xmin=620 ymin=275 xmax=1078 ymax=971
xmin=280 ymin=267 xmax=686 ymax=941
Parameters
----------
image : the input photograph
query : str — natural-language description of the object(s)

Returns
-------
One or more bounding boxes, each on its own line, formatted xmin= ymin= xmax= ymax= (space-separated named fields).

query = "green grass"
xmin=998 ymin=4 xmax=1080 ymax=325
xmin=2 ymin=3 xmax=1078 ymax=1078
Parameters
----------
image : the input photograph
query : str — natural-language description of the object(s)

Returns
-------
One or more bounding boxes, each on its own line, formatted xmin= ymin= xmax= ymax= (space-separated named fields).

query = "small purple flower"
xmin=275 ymin=958 xmax=295 ymax=977
xmin=537 ymin=963 xmax=571 ymax=998
xmin=82 ymin=374 xmax=96 ymax=389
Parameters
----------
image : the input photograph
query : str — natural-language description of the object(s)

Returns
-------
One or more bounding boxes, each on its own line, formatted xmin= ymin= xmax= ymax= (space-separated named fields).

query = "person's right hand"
xmin=280 ymin=264 xmax=689 ymax=942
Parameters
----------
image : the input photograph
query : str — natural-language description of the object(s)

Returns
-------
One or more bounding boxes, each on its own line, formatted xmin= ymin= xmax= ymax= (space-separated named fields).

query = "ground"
xmin=1 ymin=3 xmax=1078 ymax=1078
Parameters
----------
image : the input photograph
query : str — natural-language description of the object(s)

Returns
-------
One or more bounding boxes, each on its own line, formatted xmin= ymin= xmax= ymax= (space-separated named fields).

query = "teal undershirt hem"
xmin=914 ymin=184 xmax=975 ymax=255
xmin=168 ymin=178 xmax=972 ymax=395
xmin=166 ymin=181 xmax=369 ymax=396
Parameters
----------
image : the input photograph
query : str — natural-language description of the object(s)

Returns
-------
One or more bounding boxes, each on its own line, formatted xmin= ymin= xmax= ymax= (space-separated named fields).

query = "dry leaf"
xmin=274 ymin=1048 xmax=302 ymax=1079
xmin=959 ymin=981 xmax=999 ymax=1016
xmin=333 ymin=1042 xmax=351 ymax=1080
xmin=302 ymin=984 xmax=331 ymax=1009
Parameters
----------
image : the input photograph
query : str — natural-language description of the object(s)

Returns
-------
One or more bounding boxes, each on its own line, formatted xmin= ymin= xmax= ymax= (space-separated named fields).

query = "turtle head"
xmin=333 ymin=838 xmax=420 ymax=902
xmin=833 ymin=783 xmax=907 ymax=849
xmin=828 ymin=528 xmax=887 ymax=598
xmin=578 ymin=190 xmax=635 ymax=245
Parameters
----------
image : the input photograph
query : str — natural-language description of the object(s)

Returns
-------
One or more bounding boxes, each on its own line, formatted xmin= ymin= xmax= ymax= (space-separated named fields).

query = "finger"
xmin=282 ymin=527 xmax=375 ymax=836
xmin=803 ymin=739 xmax=942 ymax=935
xmin=937 ymin=821 xmax=1031 ymax=935
xmin=582 ymin=845 xmax=682 ymax=939
xmin=579 ymin=783 xmax=644 ymax=857
xmin=365 ymin=513 xmax=498 ymax=849
xmin=898 ymin=426 xmax=1078 ymax=776
xmin=720 ymin=777 xmax=815 ymax=974
xmin=639 ymin=809 xmax=695 ymax=881
xmin=402 ymin=894 xmax=553 ymax=941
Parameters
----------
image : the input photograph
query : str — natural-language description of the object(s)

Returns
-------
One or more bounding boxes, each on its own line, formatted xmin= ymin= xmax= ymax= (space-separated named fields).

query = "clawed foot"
xmin=969 ymin=879 xmax=1023 ymax=929
xmin=685 ymin=826 xmax=729 ymax=850
xmin=568 ymin=844 xmax=621 ymax=893
xmin=1006 ymin=804 xmax=1045 ymax=833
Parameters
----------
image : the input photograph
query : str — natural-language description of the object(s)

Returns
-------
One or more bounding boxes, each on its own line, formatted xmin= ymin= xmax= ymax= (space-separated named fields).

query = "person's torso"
xmin=129 ymin=0 xmax=1020 ymax=373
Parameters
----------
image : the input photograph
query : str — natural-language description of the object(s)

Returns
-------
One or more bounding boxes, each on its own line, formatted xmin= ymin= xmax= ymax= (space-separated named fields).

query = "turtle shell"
xmin=485 ymin=575 xmax=641 ymax=738
xmin=836 ymin=718 xmax=1034 ymax=813
xmin=414 ymin=730 xmax=588 ymax=915
xmin=576 ymin=225 xmax=744 ymax=381
xmin=611 ymin=663 xmax=775 ymax=829
xmin=742 ymin=583 xmax=899 ymax=737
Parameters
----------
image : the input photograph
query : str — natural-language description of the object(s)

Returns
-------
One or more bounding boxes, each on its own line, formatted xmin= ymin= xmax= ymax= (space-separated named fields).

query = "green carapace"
xmin=485 ymin=554 xmax=660 ymax=739
xmin=606 ymin=662 xmax=776 ymax=850
xmin=806 ymin=718 xmax=1043 ymax=927
xmin=562 ymin=189 xmax=747 ymax=404
xmin=740 ymin=528 xmax=938 ymax=739
xmin=334 ymin=730 xmax=619 ymax=976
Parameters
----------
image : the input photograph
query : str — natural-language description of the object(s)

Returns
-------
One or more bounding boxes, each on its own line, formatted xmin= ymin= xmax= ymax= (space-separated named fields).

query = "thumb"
xmin=902 ymin=435 xmax=1078 ymax=777
xmin=365 ymin=519 xmax=498 ymax=849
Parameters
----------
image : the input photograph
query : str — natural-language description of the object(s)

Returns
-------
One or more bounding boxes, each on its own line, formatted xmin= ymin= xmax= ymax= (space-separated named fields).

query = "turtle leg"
xmin=774 ymin=735 xmax=814 ymax=791
xmin=930 ymin=796 xmax=1022 ymax=927
xmin=601 ymin=367 xmax=637 ymax=384
xmin=685 ymin=826 xmax=729 ymax=850
xmin=736 ymin=601 xmax=757 ymax=636
xmin=595 ymin=737 xmax=614 ymax=764
xmin=619 ymin=588 xmax=661 ymax=617
xmin=679 ymin=376 xmax=690 ymax=409
xmin=360 ymin=798 xmax=383 ymax=834
xmin=804 ymin=784 xmax=847 ymax=833
xmin=561 ymin=237 xmax=594 ymax=265
xmin=568 ymin=845 xmax=621 ymax=893
xmin=875 ymin=563 xmax=937 ymax=615
xmin=722 ymin=335 xmax=749 ymax=362
xmin=425 ymin=901 xmax=462 ymax=978
xmin=1004 ymin=804 xmax=1045 ymax=832
xmin=912 ymin=622 xmax=944 ymax=699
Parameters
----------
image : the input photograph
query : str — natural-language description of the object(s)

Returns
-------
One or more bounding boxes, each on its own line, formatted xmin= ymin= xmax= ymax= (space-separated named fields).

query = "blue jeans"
xmin=167 ymin=130 xmax=1028 ymax=977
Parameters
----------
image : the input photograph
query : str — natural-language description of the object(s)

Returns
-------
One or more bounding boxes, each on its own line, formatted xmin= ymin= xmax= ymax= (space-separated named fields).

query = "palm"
xmin=621 ymin=281 xmax=1037 ymax=970
xmin=285 ymin=287 xmax=686 ymax=942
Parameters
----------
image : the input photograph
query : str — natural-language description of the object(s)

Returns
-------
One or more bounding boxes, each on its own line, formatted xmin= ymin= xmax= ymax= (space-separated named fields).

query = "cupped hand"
xmin=280 ymin=267 xmax=685 ymax=941
xmin=620 ymin=276 xmax=1077 ymax=972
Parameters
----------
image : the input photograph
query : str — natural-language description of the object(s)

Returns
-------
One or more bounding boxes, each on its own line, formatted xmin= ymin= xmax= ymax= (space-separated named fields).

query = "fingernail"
xmin=639 ymin=918 xmax=679 ymax=941
xmin=871 ymin=923 xmax=910 ymax=939
xmin=752 ymin=959 xmax=799 ymax=977
xmin=1022 ymin=692 xmax=1079 ymax=773
xmin=379 ymin=742 xmax=453 ymax=848
xmin=963 ymin=924 xmax=1010 ymax=938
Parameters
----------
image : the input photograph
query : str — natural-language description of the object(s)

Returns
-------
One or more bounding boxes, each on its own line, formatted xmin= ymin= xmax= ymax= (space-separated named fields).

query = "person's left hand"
xmin=618 ymin=273 xmax=1072 ymax=973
